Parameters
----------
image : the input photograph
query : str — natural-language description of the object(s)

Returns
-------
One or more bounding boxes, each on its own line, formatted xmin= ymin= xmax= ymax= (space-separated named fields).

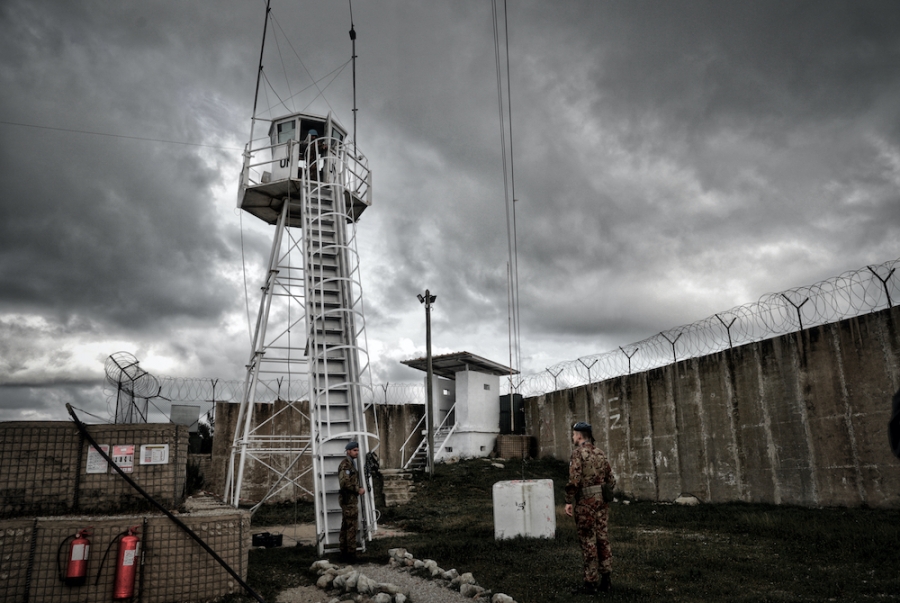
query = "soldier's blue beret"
xmin=345 ymin=441 xmax=359 ymax=450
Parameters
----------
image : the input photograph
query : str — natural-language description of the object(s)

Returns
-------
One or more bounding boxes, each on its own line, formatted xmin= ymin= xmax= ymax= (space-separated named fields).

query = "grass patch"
xmin=227 ymin=457 xmax=900 ymax=603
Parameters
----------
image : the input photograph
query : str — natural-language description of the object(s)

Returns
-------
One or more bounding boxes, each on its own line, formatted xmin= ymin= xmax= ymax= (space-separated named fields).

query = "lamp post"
xmin=417 ymin=290 xmax=437 ymax=477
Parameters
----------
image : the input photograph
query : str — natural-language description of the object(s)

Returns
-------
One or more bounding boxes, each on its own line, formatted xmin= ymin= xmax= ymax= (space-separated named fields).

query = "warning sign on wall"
xmin=140 ymin=444 xmax=169 ymax=465
xmin=112 ymin=445 xmax=135 ymax=473
xmin=86 ymin=444 xmax=110 ymax=474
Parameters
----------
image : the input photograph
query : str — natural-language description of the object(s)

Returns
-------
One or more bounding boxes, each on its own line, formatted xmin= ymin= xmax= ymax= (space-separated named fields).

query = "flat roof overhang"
xmin=401 ymin=351 xmax=519 ymax=381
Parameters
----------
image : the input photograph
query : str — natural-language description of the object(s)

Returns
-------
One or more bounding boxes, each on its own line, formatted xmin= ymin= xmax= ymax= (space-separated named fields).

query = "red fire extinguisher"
xmin=64 ymin=528 xmax=92 ymax=586
xmin=113 ymin=526 xmax=141 ymax=599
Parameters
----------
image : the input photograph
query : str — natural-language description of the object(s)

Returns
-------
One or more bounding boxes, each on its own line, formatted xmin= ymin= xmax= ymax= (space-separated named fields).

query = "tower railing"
xmin=238 ymin=135 xmax=371 ymax=212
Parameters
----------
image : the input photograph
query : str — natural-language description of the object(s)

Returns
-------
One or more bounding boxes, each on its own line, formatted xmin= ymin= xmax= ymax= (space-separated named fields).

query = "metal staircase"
xmin=402 ymin=403 xmax=457 ymax=470
xmin=404 ymin=427 xmax=453 ymax=470
xmin=304 ymin=171 xmax=376 ymax=556
xmin=227 ymin=113 xmax=377 ymax=555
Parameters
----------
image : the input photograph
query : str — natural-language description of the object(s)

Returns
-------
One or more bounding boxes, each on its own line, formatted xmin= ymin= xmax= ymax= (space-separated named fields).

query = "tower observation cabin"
xmin=230 ymin=110 xmax=376 ymax=556
xmin=238 ymin=112 xmax=371 ymax=224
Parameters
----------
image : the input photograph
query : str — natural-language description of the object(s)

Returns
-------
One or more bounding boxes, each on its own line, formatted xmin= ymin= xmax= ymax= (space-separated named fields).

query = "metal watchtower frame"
xmin=226 ymin=110 xmax=378 ymax=556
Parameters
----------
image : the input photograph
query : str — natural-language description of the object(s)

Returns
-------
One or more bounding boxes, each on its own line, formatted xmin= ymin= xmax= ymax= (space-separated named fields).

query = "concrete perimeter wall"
xmin=210 ymin=400 xmax=313 ymax=503
xmin=365 ymin=403 xmax=425 ymax=470
xmin=526 ymin=306 xmax=900 ymax=508
xmin=210 ymin=400 xmax=425 ymax=502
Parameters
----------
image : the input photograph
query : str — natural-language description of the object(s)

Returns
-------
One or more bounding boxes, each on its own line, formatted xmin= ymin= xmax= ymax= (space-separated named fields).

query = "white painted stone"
xmin=316 ymin=574 xmax=333 ymax=589
xmin=460 ymin=583 xmax=484 ymax=597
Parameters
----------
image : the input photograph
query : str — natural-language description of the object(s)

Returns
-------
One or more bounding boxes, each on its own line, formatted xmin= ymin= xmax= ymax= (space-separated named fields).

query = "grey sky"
xmin=1 ymin=1 xmax=899 ymax=422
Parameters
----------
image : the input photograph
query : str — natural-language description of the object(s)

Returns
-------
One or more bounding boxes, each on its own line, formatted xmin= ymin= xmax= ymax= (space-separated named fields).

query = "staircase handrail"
xmin=399 ymin=413 xmax=426 ymax=468
xmin=435 ymin=402 xmax=456 ymax=433
xmin=402 ymin=403 xmax=458 ymax=470
xmin=431 ymin=403 xmax=457 ymax=459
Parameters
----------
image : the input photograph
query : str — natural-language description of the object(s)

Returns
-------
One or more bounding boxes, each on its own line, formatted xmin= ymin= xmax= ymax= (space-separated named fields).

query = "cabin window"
xmin=299 ymin=119 xmax=326 ymax=141
xmin=331 ymin=127 xmax=345 ymax=143
xmin=276 ymin=121 xmax=295 ymax=144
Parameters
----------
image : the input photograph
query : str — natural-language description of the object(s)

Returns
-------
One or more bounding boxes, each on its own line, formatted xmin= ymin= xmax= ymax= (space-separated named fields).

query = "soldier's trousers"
xmin=340 ymin=501 xmax=358 ymax=553
xmin=574 ymin=497 xmax=612 ymax=582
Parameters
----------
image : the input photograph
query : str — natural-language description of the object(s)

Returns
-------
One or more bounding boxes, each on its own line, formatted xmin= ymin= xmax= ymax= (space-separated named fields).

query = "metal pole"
xmin=247 ymin=0 xmax=271 ymax=149
xmin=350 ymin=24 xmax=357 ymax=151
xmin=425 ymin=290 xmax=435 ymax=478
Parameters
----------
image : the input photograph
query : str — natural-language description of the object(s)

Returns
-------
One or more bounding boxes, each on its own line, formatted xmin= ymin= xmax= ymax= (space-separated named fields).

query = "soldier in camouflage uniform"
xmin=565 ymin=422 xmax=616 ymax=594
xmin=338 ymin=441 xmax=365 ymax=561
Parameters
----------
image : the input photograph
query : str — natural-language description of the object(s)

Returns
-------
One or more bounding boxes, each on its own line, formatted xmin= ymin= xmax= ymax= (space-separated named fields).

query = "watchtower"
xmin=226 ymin=110 xmax=377 ymax=555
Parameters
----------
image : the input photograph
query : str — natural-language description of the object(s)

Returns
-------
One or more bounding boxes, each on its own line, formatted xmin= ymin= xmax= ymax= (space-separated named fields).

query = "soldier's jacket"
xmin=565 ymin=441 xmax=615 ymax=505
xmin=338 ymin=457 xmax=360 ymax=507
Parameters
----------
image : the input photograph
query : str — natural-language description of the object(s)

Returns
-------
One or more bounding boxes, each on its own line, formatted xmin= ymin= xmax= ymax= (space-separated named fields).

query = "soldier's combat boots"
xmin=599 ymin=573 xmax=612 ymax=592
xmin=571 ymin=581 xmax=598 ymax=595
xmin=338 ymin=550 xmax=356 ymax=563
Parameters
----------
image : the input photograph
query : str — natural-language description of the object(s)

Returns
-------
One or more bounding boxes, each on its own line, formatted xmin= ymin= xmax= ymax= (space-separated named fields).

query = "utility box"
xmin=492 ymin=479 xmax=556 ymax=540
xmin=252 ymin=532 xmax=284 ymax=548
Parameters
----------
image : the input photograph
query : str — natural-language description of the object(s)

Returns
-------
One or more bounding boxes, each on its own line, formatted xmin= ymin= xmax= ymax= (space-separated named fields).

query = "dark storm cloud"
xmin=479 ymin=0 xmax=900 ymax=343
xmin=0 ymin=384 xmax=107 ymax=422
xmin=0 ymin=0 xmax=267 ymax=418
xmin=0 ymin=136 xmax=234 ymax=325
xmin=0 ymin=0 xmax=257 ymax=330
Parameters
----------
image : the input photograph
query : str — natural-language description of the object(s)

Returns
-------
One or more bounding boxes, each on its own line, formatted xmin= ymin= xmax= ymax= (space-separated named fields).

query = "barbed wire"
xmin=105 ymin=258 xmax=898 ymax=414
xmin=107 ymin=377 xmax=427 ymax=409
xmin=510 ymin=258 xmax=899 ymax=397
xmin=155 ymin=377 xmax=301 ymax=404
xmin=370 ymin=382 xmax=428 ymax=405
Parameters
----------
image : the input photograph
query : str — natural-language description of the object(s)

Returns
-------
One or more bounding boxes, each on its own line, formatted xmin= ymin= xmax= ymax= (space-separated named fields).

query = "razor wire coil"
xmin=114 ymin=258 xmax=898 ymax=409
xmin=147 ymin=377 xmax=426 ymax=407
xmin=511 ymin=258 xmax=899 ymax=397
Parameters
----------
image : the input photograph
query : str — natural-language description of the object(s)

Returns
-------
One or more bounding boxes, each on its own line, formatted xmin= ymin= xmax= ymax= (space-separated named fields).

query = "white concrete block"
xmin=492 ymin=479 xmax=556 ymax=540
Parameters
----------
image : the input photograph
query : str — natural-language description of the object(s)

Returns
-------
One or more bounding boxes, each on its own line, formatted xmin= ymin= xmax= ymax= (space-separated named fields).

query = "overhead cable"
xmin=0 ymin=120 xmax=241 ymax=151
xmin=492 ymin=0 xmax=522 ymax=389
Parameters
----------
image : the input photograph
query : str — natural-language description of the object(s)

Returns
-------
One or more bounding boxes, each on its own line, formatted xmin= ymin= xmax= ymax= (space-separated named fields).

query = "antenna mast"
xmin=349 ymin=2 xmax=358 ymax=147
xmin=248 ymin=0 xmax=272 ymax=147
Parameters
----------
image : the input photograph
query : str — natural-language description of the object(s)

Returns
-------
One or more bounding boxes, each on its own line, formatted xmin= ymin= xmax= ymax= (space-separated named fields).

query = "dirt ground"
xmin=255 ymin=522 xmax=409 ymax=547
xmin=274 ymin=583 xmax=332 ymax=603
